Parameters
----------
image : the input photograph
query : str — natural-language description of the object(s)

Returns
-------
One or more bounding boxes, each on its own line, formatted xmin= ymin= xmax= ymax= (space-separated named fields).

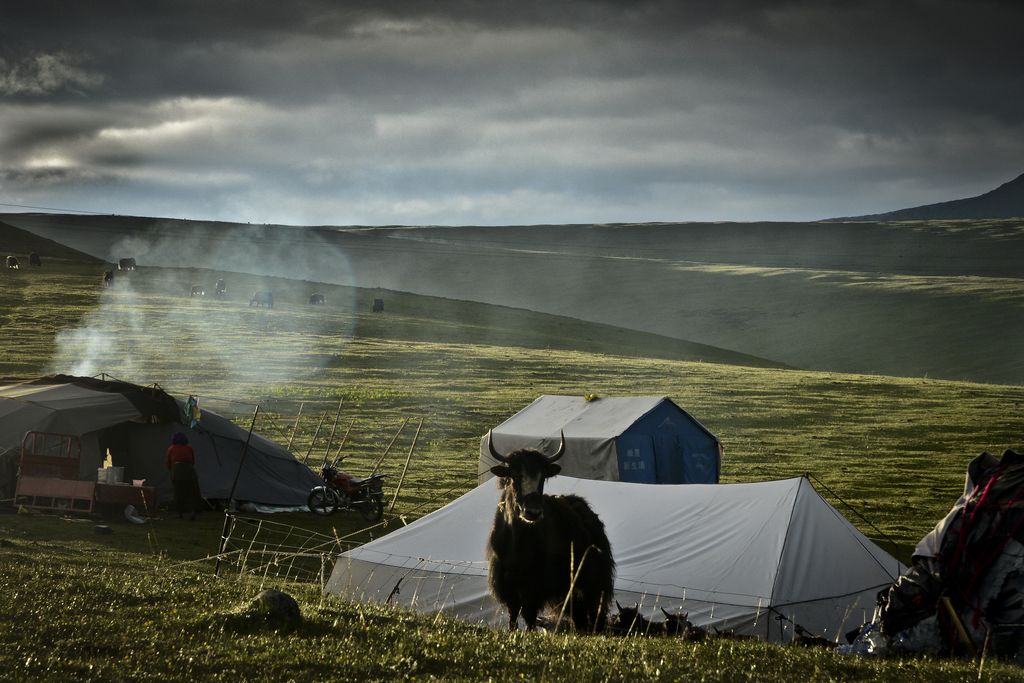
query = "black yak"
xmin=610 ymin=601 xmax=659 ymax=636
xmin=214 ymin=279 xmax=227 ymax=296
xmin=102 ymin=270 xmax=114 ymax=286
xmin=250 ymin=290 xmax=274 ymax=308
xmin=661 ymin=609 xmax=707 ymax=641
xmin=28 ymin=252 xmax=41 ymax=266
xmin=308 ymin=293 xmax=325 ymax=305
xmin=6 ymin=256 xmax=19 ymax=269
xmin=190 ymin=285 xmax=204 ymax=297
xmin=117 ymin=257 xmax=136 ymax=271
xmin=486 ymin=431 xmax=615 ymax=632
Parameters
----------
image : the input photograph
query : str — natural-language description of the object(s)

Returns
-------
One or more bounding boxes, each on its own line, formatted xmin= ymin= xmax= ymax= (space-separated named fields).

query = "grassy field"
xmin=1 ymin=250 xmax=1023 ymax=680
xmin=6 ymin=213 xmax=1024 ymax=384
xmin=4 ymin=516 xmax=1024 ymax=682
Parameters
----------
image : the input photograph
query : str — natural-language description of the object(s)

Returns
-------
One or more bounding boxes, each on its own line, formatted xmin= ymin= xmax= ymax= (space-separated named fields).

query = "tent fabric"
xmin=478 ymin=395 xmax=721 ymax=485
xmin=325 ymin=475 xmax=903 ymax=642
xmin=23 ymin=374 xmax=181 ymax=422
xmin=0 ymin=377 xmax=321 ymax=506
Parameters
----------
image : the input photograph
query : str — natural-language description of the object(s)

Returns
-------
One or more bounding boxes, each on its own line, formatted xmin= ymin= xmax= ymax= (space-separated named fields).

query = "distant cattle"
xmin=372 ymin=298 xmax=384 ymax=313
xmin=661 ymin=609 xmax=707 ymax=641
xmin=5 ymin=256 xmax=19 ymax=269
xmin=250 ymin=290 xmax=274 ymax=308
xmin=486 ymin=432 xmax=615 ymax=632
xmin=117 ymin=257 xmax=136 ymax=271
xmin=610 ymin=602 xmax=658 ymax=636
xmin=214 ymin=279 xmax=227 ymax=297
xmin=308 ymin=293 xmax=325 ymax=305
xmin=190 ymin=286 xmax=205 ymax=297
xmin=102 ymin=270 xmax=114 ymax=286
xmin=28 ymin=252 xmax=41 ymax=266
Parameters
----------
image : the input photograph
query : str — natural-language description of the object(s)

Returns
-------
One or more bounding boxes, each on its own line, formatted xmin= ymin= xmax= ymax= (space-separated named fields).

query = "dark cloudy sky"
xmin=1 ymin=1 xmax=1021 ymax=225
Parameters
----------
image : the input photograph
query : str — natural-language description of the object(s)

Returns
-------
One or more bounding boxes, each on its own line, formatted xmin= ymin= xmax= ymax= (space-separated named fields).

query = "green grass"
xmin=2 ymin=257 xmax=1024 ymax=679
xmin=3 ymin=517 xmax=1023 ymax=682
xmin=8 ymin=213 xmax=1024 ymax=383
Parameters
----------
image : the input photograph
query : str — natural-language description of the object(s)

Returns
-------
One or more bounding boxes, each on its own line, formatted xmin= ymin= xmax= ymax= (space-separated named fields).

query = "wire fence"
xmin=199 ymin=514 xmax=386 ymax=589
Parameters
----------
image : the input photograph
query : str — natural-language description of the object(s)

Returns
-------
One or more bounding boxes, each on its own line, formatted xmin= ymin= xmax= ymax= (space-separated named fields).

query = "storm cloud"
xmin=1 ymin=0 xmax=1021 ymax=224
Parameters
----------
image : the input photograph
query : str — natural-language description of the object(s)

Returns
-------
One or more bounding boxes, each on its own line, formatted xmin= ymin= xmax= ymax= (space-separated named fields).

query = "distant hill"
xmin=838 ymin=172 xmax=1024 ymax=220
xmin=5 ymin=211 xmax=1024 ymax=384
xmin=0 ymin=220 xmax=102 ymax=263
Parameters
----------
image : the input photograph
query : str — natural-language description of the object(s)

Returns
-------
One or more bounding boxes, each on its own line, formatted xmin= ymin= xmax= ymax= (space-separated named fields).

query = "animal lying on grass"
xmin=486 ymin=431 xmax=615 ymax=632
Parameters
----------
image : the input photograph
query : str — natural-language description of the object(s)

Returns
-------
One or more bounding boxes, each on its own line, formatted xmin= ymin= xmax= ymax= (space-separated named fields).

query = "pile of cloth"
xmin=850 ymin=449 xmax=1024 ymax=662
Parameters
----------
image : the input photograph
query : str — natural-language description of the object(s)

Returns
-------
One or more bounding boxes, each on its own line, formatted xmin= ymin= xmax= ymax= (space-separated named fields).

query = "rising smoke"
xmin=47 ymin=223 xmax=359 ymax=392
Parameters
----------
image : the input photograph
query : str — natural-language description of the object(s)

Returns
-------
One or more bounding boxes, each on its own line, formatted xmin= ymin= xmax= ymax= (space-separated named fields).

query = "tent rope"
xmin=808 ymin=473 xmax=904 ymax=560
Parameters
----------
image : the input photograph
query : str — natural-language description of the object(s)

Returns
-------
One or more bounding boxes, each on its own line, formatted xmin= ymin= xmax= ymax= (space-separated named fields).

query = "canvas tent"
xmin=479 ymin=395 xmax=721 ymax=484
xmin=0 ymin=375 xmax=321 ymax=506
xmin=326 ymin=475 xmax=904 ymax=642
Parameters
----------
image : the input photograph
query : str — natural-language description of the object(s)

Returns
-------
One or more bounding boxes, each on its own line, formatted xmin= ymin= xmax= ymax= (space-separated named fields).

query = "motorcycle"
xmin=307 ymin=464 xmax=387 ymax=522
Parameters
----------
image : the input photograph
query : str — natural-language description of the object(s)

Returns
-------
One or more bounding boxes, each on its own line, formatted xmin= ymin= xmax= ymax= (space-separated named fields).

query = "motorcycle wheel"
xmin=308 ymin=487 xmax=339 ymax=516
xmin=359 ymin=497 xmax=384 ymax=522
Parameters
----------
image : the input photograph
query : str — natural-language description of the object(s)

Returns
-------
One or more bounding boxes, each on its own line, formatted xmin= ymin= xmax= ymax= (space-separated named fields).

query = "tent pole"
xmin=286 ymin=401 xmax=304 ymax=451
xmin=302 ymin=412 xmax=327 ymax=465
xmin=321 ymin=398 xmax=344 ymax=465
xmin=215 ymin=404 xmax=260 ymax=577
xmin=330 ymin=418 xmax=356 ymax=468
xmin=371 ymin=418 xmax=408 ymax=476
xmin=389 ymin=417 xmax=422 ymax=511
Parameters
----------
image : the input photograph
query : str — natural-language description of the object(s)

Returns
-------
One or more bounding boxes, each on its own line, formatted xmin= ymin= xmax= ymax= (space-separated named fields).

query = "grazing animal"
xmin=28 ymin=252 xmax=41 ymax=266
xmin=214 ymin=278 xmax=227 ymax=296
xmin=610 ymin=601 xmax=659 ymax=636
xmin=190 ymin=285 xmax=204 ymax=297
xmin=117 ymin=257 xmax=136 ymax=271
xmin=372 ymin=298 xmax=384 ymax=313
xmin=102 ymin=270 xmax=114 ymax=286
xmin=6 ymin=256 xmax=19 ymax=269
xmin=789 ymin=623 xmax=833 ymax=648
xmin=250 ymin=290 xmax=274 ymax=308
xmin=661 ymin=609 xmax=706 ymax=641
xmin=308 ymin=293 xmax=325 ymax=305
xmin=486 ymin=431 xmax=615 ymax=632
xmin=712 ymin=626 xmax=757 ymax=640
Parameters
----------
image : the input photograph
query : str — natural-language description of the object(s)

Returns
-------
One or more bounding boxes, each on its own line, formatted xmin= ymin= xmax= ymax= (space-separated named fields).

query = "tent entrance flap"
xmin=652 ymin=434 xmax=683 ymax=483
xmin=615 ymin=435 xmax=657 ymax=483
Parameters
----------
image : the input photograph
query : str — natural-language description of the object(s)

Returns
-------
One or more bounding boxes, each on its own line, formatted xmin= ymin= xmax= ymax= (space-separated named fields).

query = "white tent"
xmin=326 ymin=475 xmax=904 ymax=642
xmin=479 ymin=395 xmax=721 ymax=485
xmin=0 ymin=376 xmax=321 ymax=506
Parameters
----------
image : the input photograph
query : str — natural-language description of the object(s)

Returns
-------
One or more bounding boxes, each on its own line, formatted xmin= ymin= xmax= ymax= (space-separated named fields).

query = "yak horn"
xmin=487 ymin=430 xmax=509 ymax=463
xmin=547 ymin=431 xmax=566 ymax=463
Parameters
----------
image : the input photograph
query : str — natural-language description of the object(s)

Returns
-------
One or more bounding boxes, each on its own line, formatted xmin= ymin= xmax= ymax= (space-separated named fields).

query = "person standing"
xmin=166 ymin=432 xmax=200 ymax=520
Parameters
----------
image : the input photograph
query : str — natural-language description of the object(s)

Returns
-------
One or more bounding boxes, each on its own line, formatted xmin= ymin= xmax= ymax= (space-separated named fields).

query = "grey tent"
xmin=326 ymin=475 xmax=903 ymax=641
xmin=0 ymin=375 xmax=320 ymax=506
xmin=480 ymin=395 xmax=721 ymax=484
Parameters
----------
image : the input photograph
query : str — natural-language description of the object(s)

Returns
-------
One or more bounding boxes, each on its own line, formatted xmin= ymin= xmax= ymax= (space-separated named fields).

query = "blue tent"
xmin=479 ymin=395 xmax=721 ymax=484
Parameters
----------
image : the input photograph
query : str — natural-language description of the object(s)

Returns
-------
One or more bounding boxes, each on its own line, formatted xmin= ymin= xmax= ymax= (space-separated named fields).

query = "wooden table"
xmin=94 ymin=483 xmax=158 ymax=515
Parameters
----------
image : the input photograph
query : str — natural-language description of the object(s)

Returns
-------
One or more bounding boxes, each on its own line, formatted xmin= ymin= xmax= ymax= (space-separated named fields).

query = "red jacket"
xmin=166 ymin=444 xmax=196 ymax=470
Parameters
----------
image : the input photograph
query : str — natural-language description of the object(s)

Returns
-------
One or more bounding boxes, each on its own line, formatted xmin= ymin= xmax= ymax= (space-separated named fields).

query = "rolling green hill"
xmin=2 ymin=258 xmax=1021 ymax=552
xmin=2 ymin=257 xmax=1023 ymax=681
xmin=5 ymin=212 xmax=1023 ymax=384
xmin=0 ymin=219 xmax=102 ymax=264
